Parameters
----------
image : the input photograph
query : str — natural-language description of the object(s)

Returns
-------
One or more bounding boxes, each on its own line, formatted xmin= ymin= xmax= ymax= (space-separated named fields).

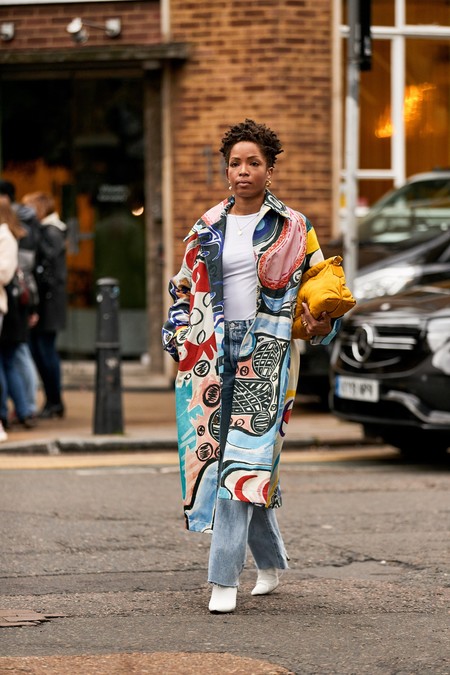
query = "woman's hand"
xmin=174 ymin=278 xmax=191 ymax=301
xmin=300 ymin=302 xmax=332 ymax=338
xmin=175 ymin=286 xmax=190 ymax=300
xmin=28 ymin=312 xmax=39 ymax=328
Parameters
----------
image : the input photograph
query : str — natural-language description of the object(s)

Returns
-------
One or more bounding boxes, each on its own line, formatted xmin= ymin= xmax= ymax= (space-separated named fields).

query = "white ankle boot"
xmin=251 ymin=568 xmax=279 ymax=596
xmin=209 ymin=584 xmax=237 ymax=613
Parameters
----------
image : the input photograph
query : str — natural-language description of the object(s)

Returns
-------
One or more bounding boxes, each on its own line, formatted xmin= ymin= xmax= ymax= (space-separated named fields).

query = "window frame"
xmin=341 ymin=0 xmax=450 ymax=189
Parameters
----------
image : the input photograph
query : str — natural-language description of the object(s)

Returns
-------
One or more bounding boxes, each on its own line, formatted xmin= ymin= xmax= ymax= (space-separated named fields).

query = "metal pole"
xmin=93 ymin=277 xmax=124 ymax=435
xmin=343 ymin=0 xmax=360 ymax=291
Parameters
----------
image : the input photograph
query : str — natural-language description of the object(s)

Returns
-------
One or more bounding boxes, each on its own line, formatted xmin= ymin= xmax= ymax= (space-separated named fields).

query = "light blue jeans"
xmin=0 ymin=344 xmax=30 ymax=421
xmin=207 ymin=319 xmax=289 ymax=587
xmin=14 ymin=343 xmax=38 ymax=416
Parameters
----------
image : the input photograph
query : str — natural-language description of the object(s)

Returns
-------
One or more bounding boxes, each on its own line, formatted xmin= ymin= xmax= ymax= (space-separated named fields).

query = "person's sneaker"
xmin=208 ymin=584 xmax=237 ymax=613
xmin=251 ymin=568 xmax=279 ymax=596
xmin=0 ymin=421 xmax=8 ymax=442
xmin=1 ymin=417 xmax=11 ymax=430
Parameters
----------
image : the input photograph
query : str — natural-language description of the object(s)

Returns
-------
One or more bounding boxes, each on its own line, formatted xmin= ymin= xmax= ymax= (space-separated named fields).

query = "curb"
xmin=0 ymin=435 xmax=379 ymax=455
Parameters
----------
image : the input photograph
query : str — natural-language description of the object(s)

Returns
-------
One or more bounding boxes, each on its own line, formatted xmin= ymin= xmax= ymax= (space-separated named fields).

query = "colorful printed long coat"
xmin=162 ymin=191 xmax=328 ymax=532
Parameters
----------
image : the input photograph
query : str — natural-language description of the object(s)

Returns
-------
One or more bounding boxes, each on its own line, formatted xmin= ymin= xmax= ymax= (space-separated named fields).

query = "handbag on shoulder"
xmin=8 ymin=267 xmax=39 ymax=308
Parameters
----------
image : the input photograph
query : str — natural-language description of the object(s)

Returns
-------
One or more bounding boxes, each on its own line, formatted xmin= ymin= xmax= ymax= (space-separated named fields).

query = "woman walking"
xmin=162 ymin=119 xmax=339 ymax=613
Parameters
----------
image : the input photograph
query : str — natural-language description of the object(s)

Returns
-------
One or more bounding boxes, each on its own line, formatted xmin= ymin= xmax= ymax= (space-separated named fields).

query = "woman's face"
xmin=226 ymin=141 xmax=273 ymax=202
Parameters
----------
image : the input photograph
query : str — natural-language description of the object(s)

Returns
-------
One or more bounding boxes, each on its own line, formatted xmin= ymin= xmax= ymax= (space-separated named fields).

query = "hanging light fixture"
xmin=66 ymin=17 xmax=121 ymax=44
xmin=0 ymin=22 xmax=15 ymax=42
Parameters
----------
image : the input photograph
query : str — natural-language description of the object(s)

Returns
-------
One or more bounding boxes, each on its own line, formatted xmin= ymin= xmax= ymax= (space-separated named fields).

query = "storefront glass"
xmin=342 ymin=1 xmax=394 ymax=27
xmin=0 ymin=75 xmax=145 ymax=315
xmin=342 ymin=0 xmax=450 ymax=208
xmin=406 ymin=0 xmax=450 ymax=26
xmin=405 ymin=39 xmax=450 ymax=176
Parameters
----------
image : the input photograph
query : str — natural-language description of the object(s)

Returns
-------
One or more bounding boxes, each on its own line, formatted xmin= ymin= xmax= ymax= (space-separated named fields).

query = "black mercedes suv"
xmin=329 ymin=278 xmax=450 ymax=459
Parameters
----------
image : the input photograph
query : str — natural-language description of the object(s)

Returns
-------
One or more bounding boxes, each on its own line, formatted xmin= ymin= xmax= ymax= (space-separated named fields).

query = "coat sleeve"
xmin=303 ymin=218 xmax=341 ymax=346
xmin=161 ymin=233 xmax=198 ymax=360
xmin=35 ymin=225 xmax=66 ymax=291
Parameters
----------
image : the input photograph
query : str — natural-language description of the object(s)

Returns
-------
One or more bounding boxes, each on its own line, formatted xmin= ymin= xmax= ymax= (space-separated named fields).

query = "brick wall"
xmin=0 ymin=0 xmax=334 ymax=266
xmin=170 ymin=0 xmax=333 ymax=263
xmin=0 ymin=1 xmax=161 ymax=49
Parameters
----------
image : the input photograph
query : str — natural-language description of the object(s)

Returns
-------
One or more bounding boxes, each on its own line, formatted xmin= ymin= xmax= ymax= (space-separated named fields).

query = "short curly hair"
xmin=219 ymin=118 xmax=284 ymax=167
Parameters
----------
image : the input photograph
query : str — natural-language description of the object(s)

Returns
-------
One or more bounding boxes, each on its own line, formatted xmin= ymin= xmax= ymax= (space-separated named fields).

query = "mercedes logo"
xmin=351 ymin=323 xmax=375 ymax=362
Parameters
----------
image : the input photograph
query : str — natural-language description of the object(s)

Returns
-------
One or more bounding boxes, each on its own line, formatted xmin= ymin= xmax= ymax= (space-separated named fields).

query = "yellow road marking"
xmin=0 ymin=447 xmax=396 ymax=470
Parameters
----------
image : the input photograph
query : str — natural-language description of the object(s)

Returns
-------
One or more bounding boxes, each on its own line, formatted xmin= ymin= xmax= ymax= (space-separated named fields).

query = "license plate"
xmin=335 ymin=375 xmax=379 ymax=402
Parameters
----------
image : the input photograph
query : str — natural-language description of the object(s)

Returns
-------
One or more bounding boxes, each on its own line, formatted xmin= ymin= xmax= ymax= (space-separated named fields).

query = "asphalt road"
xmin=1 ymin=450 xmax=449 ymax=674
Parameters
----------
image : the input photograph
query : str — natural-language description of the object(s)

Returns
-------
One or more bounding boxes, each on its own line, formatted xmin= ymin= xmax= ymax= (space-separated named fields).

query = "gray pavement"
xmin=0 ymin=360 xmax=371 ymax=456
xmin=0 ymin=360 xmax=385 ymax=675
xmin=1 ymin=432 xmax=448 ymax=674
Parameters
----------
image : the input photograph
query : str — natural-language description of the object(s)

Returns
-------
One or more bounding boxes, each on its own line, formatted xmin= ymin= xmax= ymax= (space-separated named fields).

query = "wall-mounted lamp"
xmin=0 ymin=22 xmax=15 ymax=42
xmin=66 ymin=17 xmax=121 ymax=44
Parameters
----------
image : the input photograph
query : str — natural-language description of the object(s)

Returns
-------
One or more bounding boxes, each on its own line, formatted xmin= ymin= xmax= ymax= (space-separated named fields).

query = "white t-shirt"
xmin=223 ymin=212 xmax=260 ymax=320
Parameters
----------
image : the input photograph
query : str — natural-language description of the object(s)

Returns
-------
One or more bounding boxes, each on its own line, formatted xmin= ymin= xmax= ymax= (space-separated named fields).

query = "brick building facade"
xmin=168 ymin=0 xmax=335 ymax=260
xmin=0 ymin=0 xmax=337 ymax=368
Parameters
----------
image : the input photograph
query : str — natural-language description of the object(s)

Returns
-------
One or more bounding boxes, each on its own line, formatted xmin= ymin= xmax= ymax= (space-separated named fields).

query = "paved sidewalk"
xmin=0 ymin=361 xmax=369 ymax=455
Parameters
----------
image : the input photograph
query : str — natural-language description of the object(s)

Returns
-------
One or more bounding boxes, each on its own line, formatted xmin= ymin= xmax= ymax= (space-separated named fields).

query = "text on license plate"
xmin=335 ymin=376 xmax=379 ymax=402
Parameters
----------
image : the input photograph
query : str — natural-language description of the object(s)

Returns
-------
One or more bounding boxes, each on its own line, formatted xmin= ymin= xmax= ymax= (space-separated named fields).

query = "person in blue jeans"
xmin=0 ymin=197 xmax=37 ymax=429
xmin=207 ymin=320 xmax=290 ymax=606
xmin=0 ymin=196 xmax=20 ymax=443
xmin=14 ymin=342 xmax=38 ymax=418
xmin=0 ymin=345 xmax=36 ymax=428
xmin=163 ymin=120 xmax=336 ymax=613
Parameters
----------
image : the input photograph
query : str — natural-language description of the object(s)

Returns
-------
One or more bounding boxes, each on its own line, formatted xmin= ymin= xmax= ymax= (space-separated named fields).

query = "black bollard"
xmin=93 ymin=278 xmax=124 ymax=435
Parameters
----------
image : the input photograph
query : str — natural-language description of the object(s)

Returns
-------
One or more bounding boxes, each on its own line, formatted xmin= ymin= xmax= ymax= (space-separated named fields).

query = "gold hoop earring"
xmin=265 ymin=179 xmax=272 ymax=187
xmin=228 ymin=183 xmax=232 ymax=190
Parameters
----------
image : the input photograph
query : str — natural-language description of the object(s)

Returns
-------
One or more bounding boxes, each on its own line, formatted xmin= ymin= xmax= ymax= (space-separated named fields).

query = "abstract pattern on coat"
xmin=162 ymin=191 xmax=325 ymax=532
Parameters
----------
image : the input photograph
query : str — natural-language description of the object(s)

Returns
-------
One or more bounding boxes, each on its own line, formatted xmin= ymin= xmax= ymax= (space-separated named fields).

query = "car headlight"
xmin=354 ymin=265 xmax=420 ymax=301
xmin=427 ymin=318 xmax=450 ymax=355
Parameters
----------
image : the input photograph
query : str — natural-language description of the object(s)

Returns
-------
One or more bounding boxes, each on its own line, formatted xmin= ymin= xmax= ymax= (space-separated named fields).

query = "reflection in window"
xmin=359 ymin=178 xmax=450 ymax=245
xmin=406 ymin=0 xmax=450 ymax=27
xmin=375 ymin=83 xmax=437 ymax=139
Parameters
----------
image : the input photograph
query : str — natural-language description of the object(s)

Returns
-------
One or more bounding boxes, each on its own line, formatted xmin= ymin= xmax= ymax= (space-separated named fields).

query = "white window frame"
xmin=341 ymin=0 xmax=450 ymax=189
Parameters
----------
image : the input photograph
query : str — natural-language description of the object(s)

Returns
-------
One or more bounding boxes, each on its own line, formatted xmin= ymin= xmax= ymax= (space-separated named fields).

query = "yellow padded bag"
xmin=292 ymin=255 xmax=356 ymax=340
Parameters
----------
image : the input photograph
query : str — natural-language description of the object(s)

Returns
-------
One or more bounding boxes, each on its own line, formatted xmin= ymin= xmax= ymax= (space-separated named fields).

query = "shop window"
xmin=342 ymin=0 xmax=450 ymax=208
xmin=405 ymin=40 xmax=450 ymax=176
xmin=406 ymin=0 xmax=450 ymax=26
xmin=0 ymin=76 xmax=145 ymax=312
xmin=360 ymin=39 xmax=391 ymax=173
xmin=342 ymin=0 xmax=394 ymax=27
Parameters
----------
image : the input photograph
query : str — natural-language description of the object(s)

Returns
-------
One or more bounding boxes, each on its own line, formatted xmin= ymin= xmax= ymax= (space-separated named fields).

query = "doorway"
xmin=0 ymin=73 xmax=147 ymax=356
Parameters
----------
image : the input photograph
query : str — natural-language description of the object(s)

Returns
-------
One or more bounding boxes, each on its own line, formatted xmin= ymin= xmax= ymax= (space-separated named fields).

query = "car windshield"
xmin=358 ymin=178 xmax=450 ymax=247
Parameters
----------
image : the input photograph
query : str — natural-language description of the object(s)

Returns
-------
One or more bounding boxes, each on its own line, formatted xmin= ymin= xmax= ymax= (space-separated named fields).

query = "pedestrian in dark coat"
xmin=22 ymin=191 xmax=67 ymax=419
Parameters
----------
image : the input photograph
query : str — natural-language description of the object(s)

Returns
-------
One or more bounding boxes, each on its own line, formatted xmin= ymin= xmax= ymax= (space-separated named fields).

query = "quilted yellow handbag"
xmin=292 ymin=255 xmax=356 ymax=340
